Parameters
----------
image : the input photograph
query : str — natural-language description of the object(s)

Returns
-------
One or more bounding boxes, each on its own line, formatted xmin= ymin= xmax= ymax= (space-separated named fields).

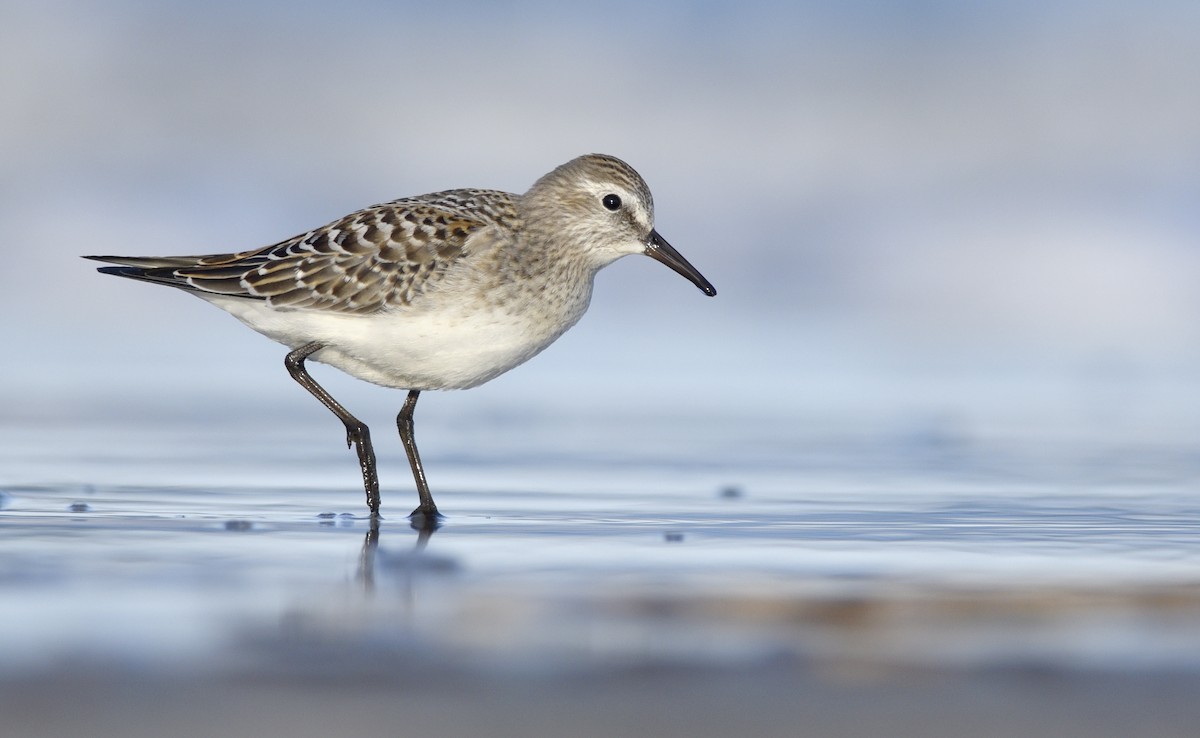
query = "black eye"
xmin=602 ymin=194 xmax=621 ymax=211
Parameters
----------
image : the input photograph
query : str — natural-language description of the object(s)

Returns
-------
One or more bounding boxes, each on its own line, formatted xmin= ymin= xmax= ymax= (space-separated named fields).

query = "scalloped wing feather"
xmin=153 ymin=189 xmax=520 ymax=314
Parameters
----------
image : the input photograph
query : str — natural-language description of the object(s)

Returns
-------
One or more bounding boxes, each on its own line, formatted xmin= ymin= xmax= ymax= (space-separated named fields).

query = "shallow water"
xmin=3 ymin=413 xmax=1200 ymax=735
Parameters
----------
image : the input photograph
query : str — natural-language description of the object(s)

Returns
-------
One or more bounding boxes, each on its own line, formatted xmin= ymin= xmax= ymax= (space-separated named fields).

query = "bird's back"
xmin=87 ymin=188 xmax=521 ymax=315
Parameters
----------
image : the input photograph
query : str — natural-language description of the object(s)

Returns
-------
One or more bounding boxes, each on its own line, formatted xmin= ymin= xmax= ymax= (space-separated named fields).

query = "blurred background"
xmin=4 ymin=0 xmax=1200 ymax=443
xmin=5 ymin=4 xmax=1200 ymax=735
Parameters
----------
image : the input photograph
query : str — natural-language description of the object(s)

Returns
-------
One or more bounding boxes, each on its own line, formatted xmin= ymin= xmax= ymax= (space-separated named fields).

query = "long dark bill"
xmin=644 ymin=230 xmax=717 ymax=296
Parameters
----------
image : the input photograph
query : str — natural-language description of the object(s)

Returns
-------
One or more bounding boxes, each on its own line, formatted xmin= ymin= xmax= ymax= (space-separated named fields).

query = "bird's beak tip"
xmin=645 ymin=230 xmax=716 ymax=297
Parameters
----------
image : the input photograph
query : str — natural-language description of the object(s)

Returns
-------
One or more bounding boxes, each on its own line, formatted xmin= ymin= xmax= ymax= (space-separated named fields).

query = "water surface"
xmin=2 ymin=414 xmax=1200 ymax=736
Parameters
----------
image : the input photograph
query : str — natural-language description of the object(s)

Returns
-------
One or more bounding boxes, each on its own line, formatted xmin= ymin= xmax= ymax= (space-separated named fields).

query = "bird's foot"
xmin=408 ymin=505 xmax=443 ymax=532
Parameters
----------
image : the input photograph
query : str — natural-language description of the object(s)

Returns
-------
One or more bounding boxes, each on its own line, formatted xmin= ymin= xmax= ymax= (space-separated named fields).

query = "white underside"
xmin=203 ymin=293 xmax=587 ymax=390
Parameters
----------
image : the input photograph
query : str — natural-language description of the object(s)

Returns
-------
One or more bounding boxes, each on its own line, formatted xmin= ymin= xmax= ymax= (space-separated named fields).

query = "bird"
xmin=85 ymin=153 xmax=716 ymax=529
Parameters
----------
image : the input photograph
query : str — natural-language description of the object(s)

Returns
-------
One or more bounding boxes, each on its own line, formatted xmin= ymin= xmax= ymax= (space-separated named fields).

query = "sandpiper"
xmin=86 ymin=154 xmax=716 ymax=528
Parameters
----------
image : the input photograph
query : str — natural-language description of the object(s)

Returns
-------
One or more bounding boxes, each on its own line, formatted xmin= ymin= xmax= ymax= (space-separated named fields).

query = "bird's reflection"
xmin=356 ymin=515 xmax=441 ymax=594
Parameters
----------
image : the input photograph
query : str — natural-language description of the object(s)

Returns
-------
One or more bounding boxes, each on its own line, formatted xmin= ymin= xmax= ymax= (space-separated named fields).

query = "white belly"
xmin=203 ymin=293 xmax=589 ymax=390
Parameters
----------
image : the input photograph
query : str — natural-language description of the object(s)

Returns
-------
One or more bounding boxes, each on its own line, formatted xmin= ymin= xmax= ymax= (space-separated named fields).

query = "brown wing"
xmin=89 ymin=189 xmax=520 ymax=314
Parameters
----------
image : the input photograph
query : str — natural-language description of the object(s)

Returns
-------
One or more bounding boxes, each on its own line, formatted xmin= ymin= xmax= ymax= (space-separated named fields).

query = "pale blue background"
xmin=4 ymin=6 xmax=1200 ymax=726
xmin=4 ymin=0 xmax=1199 ymax=444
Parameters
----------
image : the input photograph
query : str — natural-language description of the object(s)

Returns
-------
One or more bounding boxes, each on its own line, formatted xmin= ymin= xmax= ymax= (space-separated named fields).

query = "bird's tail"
xmin=83 ymin=254 xmax=208 ymax=269
xmin=83 ymin=254 xmax=201 ymax=291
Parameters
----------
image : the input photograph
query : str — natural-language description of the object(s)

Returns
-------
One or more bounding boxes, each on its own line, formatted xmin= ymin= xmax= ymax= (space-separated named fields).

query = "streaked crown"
xmin=520 ymin=153 xmax=658 ymax=264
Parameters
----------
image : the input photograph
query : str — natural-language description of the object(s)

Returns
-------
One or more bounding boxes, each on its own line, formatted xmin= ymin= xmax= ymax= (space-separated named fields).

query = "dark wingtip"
xmin=83 ymin=255 xmax=130 ymax=267
xmin=95 ymin=265 xmax=144 ymax=278
xmin=84 ymin=255 xmax=141 ymax=275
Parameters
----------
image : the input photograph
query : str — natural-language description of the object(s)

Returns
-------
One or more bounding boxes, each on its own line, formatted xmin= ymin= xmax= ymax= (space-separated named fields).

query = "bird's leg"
xmin=285 ymin=342 xmax=381 ymax=517
xmin=396 ymin=390 xmax=441 ymax=530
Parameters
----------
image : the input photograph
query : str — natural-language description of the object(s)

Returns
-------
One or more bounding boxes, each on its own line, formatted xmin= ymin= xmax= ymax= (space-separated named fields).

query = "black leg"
xmin=397 ymin=390 xmax=442 ymax=530
xmin=285 ymin=342 xmax=381 ymax=517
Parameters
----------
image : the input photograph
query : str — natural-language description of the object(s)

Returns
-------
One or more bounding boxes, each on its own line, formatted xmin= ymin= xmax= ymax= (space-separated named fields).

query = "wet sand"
xmin=3 ymin=419 xmax=1200 ymax=736
xmin=6 ymin=660 xmax=1200 ymax=738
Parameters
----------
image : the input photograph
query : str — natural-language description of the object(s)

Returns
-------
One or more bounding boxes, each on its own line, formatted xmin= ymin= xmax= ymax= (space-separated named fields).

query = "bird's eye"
xmin=602 ymin=194 xmax=622 ymax=211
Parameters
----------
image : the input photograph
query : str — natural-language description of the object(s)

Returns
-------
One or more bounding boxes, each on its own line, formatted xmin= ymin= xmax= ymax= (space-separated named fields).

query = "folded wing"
xmin=86 ymin=189 xmax=519 ymax=314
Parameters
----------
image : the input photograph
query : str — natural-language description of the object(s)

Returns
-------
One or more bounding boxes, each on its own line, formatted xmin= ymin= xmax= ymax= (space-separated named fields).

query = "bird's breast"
xmin=205 ymin=243 xmax=599 ymax=391
xmin=327 ymin=295 xmax=591 ymax=390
